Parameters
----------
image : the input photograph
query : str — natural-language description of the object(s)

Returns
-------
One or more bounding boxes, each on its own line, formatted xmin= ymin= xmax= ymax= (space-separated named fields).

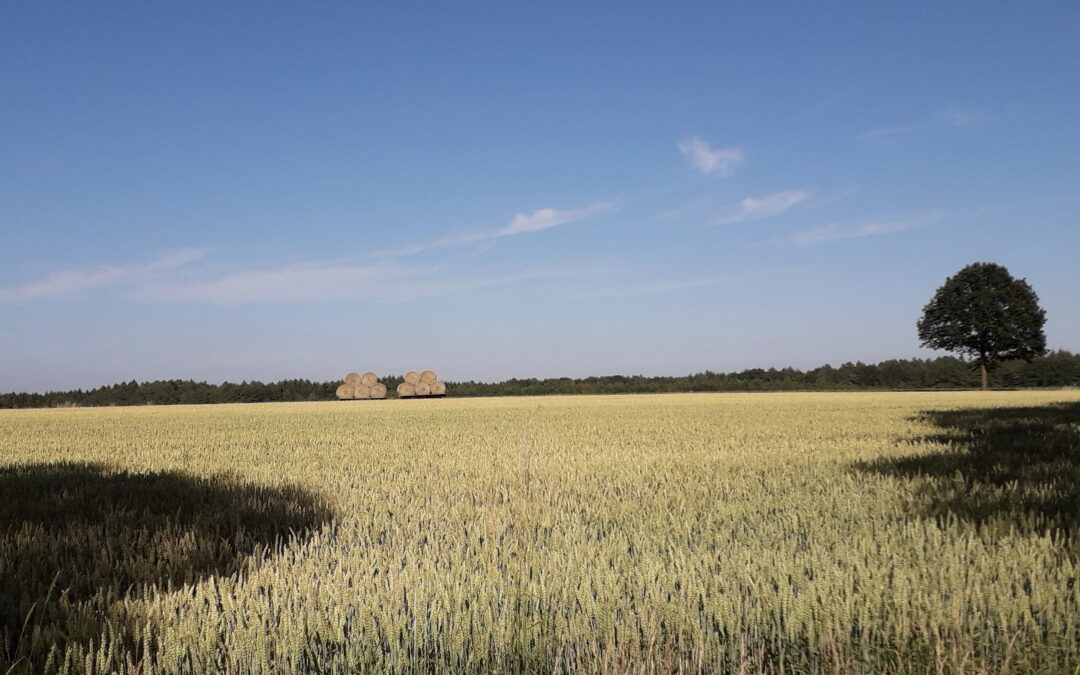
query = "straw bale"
xmin=370 ymin=382 xmax=387 ymax=399
xmin=416 ymin=382 xmax=431 ymax=396
xmin=397 ymin=382 xmax=416 ymax=397
xmin=430 ymin=380 xmax=446 ymax=396
xmin=345 ymin=372 xmax=361 ymax=384
xmin=335 ymin=384 xmax=353 ymax=400
xmin=353 ymin=384 xmax=371 ymax=399
xmin=361 ymin=372 xmax=378 ymax=386
xmin=419 ymin=369 xmax=437 ymax=384
xmin=404 ymin=370 xmax=420 ymax=385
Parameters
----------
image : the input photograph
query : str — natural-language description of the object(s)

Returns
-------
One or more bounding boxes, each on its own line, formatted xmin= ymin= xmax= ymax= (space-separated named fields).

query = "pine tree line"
xmin=2 ymin=351 xmax=1078 ymax=409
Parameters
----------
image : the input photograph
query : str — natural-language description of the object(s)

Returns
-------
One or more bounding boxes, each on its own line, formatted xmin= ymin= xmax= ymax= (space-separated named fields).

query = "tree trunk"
xmin=980 ymin=362 xmax=989 ymax=390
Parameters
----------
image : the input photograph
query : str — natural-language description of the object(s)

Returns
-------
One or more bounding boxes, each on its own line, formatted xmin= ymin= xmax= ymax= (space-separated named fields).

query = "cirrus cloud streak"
xmin=781 ymin=216 xmax=937 ymax=246
xmin=714 ymin=190 xmax=812 ymax=225
xmin=0 ymin=249 xmax=209 ymax=301
xmin=137 ymin=264 xmax=570 ymax=305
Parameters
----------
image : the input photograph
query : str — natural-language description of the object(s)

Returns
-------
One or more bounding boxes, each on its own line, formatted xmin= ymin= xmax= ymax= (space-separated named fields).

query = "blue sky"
xmin=2 ymin=2 xmax=1078 ymax=392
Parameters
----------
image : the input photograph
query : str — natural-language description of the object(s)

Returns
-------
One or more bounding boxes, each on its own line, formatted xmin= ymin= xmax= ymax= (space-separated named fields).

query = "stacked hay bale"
xmin=397 ymin=369 xmax=447 ymax=398
xmin=335 ymin=372 xmax=388 ymax=400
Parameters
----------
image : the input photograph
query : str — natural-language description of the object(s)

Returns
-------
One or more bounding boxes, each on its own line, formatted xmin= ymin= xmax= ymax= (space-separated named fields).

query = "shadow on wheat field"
xmin=854 ymin=401 xmax=1080 ymax=540
xmin=0 ymin=461 xmax=333 ymax=672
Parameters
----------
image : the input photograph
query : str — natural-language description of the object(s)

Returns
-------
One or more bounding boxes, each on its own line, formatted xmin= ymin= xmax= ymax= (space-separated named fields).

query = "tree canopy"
xmin=917 ymin=262 xmax=1047 ymax=389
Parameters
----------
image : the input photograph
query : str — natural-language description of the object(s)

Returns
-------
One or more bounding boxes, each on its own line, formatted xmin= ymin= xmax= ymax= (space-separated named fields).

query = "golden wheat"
xmin=1 ymin=391 xmax=1078 ymax=673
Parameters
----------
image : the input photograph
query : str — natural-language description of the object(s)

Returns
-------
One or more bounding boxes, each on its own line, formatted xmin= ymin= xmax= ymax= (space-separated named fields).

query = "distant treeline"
xmin=2 ymin=351 xmax=1078 ymax=409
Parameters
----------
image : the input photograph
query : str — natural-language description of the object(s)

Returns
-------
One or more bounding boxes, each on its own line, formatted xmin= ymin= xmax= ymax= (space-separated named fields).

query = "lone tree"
xmin=917 ymin=262 xmax=1046 ymax=389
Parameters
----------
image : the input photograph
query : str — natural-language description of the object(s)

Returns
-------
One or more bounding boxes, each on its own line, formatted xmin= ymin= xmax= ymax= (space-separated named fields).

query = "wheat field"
xmin=1 ymin=391 xmax=1078 ymax=673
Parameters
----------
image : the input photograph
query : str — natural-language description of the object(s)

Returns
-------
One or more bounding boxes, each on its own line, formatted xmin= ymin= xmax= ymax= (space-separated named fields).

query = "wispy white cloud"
xmin=857 ymin=124 xmax=921 ymax=140
xmin=138 ymin=264 xmax=572 ymax=304
xmin=0 ymin=249 xmax=208 ymax=301
xmin=363 ymin=231 xmax=491 ymax=260
xmin=133 ymin=202 xmax=614 ymax=304
xmin=783 ymin=218 xmax=931 ymax=246
xmin=859 ymin=105 xmax=981 ymax=140
xmin=365 ymin=201 xmax=614 ymax=259
xmin=678 ymin=137 xmax=744 ymax=176
xmin=2 ymin=200 xmax=612 ymax=305
xmin=714 ymin=190 xmax=811 ymax=225
xmin=498 ymin=202 xmax=613 ymax=236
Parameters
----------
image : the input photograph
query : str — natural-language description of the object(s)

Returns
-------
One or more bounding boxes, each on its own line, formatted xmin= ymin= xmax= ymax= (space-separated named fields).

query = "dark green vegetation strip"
xmin=3 ymin=350 xmax=1078 ymax=408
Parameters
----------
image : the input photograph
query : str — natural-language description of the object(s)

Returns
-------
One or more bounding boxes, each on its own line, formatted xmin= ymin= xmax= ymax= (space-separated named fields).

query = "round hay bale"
xmin=430 ymin=380 xmax=446 ymax=396
xmin=345 ymin=372 xmax=361 ymax=384
xmin=361 ymin=372 xmax=378 ymax=386
xmin=335 ymin=384 xmax=352 ymax=400
xmin=353 ymin=384 xmax=371 ymax=399
xmin=415 ymin=382 xmax=431 ymax=396
xmin=404 ymin=370 xmax=420 ymax=385
xmin=370 ymin=382 xmax=387 ymax=399
xmin=419 ymin=369 xmax=437 ymax=384
xmin=397 ymin=382 xmax=416 ymax=397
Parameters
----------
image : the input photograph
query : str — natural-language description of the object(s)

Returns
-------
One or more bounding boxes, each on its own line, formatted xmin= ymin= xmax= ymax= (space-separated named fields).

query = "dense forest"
xmin=2 ymin=350 xmax=1078 ymax=409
